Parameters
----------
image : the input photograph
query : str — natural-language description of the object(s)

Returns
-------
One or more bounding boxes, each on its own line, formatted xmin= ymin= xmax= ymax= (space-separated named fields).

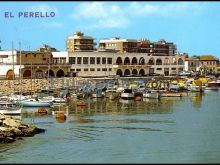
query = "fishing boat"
xmin=0 ymin=100 xmax=22 ymax=115
xmin=207 ymin=79 xmax=220 ymax=88
xmin=143 ymin=90 xmax=160 ymax=99
xmin=92 ymin=88 xmax=104 ymax=98
xmin=120 ymin=88 xmax=134 ymax=100
xmin=205 ymin=83 xmax=219 ymax=91
xmin=105 ymin=87 xmax=120 ymax=100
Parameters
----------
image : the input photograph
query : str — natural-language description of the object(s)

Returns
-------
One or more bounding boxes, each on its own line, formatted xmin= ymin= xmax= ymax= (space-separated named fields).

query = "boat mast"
xmin=12 ymin=41 xmax=15 ymax=94
xmin=29 ymin=45 xmax=33 ymax=94
xmin=19 ymin=42 xmax=22 ymax=96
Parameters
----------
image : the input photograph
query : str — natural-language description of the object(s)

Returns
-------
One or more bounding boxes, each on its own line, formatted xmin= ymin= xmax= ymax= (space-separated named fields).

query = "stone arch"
xmin=164 ymin=57 xmax=170 ymax=65
xmin=124 ymin=69 xmax=130 ymax=76
xmin=6 ymin=69 xmax=15 ymax=80
xmin=156 ymin=58 xmax=162 ymax=65
xmin=132 ymin=69 xmax=138 ymax=75
xmin=116 ymin=57 xmax=122 ymax=65
xmin=172 ymin=57 xmax=177 ymax=65
xmin=131 ymin=57 xmax=137 ymax=65
xmin=148 ymin=58 xmax=154 ymax=65
xmin=23 ymin=70 xmax=31 ymax=79
xmin=139 ymin=57 xmax=145 ymax=65
xmin=139 ymin=69 xmax=145 ymax=76
xmin=178 ymin=58 xmax=184 ymax=65
xmin=56 ymin=69 xmax=64 ymax=77
xmin=46 ymin=69 xmax=55 ymax=78
xmin=124 ymin=57 xmax=130 ymax=65
xmin=35 ymin=69 xmax=43 ymax=79
xmin=116 ymin=69 xmax=123 ymax=76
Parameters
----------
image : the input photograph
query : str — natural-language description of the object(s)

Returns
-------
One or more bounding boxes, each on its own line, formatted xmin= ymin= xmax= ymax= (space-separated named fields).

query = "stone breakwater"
xmin=0 ymin=77 xmax=86 ymax=95
xmin=0 ymin=114 xmax=45 ymax=143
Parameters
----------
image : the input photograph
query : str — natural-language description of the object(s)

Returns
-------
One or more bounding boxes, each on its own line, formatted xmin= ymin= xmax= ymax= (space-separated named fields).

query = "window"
xmin=76 ymin=68 xmax=81 ymax=71
xmin=90 ymin=57 xmax=95 ymax=64
xmin=109 ymin=68 xmax=112 ymax=71
xmin=83 ymin=57 xmax=88 ymax=64
xmin=77 ymin=57 xmax=82 ymax=64
xmin=84 ymin=68 xmax=88 ymax=71
xmin=102 ymin=68 xmax=107 ymax=71
xmin=107 ymin=58 xmax=112 ymax=64
xmin=90 ymin=68 xmax=95 ymax=71
xmin=69 ymin=57 xmax=76 ymax=64
xmin=156 ymin=68 xmax=162 ymax=70
xmin=102 ymin=57 xmax=106 ymax=64
xmin=97 ymin=57 xmax=100 ymax=64
xmin=171 ymin=68 xmax=176 ymax=70
xmin=97 ymin=68 xmax=101 ymax=71
xmin=70 ymin=69 xmax=75 ymax=71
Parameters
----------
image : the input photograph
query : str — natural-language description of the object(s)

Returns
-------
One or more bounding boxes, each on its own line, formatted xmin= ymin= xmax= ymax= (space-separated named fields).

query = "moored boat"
xmin=121 ymin=88 xmax=134 ymax=100
xmin=0 ymin=101 xmax=22 ymax=115
xmin=17 ymin=98 xmax=53 ymax=107
xmin=143 ymin=91 xmax=160 ymax=99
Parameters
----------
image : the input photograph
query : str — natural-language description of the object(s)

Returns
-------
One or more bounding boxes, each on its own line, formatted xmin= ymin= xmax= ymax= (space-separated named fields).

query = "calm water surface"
xmin=0 ymin=90 xmax=220 ymax=163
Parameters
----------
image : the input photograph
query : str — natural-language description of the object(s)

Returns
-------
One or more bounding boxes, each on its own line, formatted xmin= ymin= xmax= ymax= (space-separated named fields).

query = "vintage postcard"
xmin=0 ymin=1 xmax=219 ymax=163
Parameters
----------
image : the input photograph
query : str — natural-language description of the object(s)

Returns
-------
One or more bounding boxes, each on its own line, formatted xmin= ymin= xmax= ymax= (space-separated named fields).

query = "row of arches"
xmin=116 ymin=69 xmax=145 ymax=76
xmin=6 ymin=69 xmax=65 ymax=79
xmin=116 ymin=57 xmax=184 ymax=65
xmin=23 ymin=69 xmax=65 ymax=78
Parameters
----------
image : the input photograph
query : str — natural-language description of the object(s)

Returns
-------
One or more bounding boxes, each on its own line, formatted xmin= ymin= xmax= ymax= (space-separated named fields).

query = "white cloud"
xmin=69 ymin=2 xmax=207 ymax=29
xmin=69 ymin=2 xmax=130 ymax=29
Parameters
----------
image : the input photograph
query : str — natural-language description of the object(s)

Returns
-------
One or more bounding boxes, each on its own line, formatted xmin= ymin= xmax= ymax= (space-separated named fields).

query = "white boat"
xmin=18 ymin=98 xmax=53 ymax=107
xmin=207 ymin=80 xmax=220 ymax=88
xmin=105 ymin=88 xmax=120 ymax=100
xmin=187 ymin=85 xmax=205 ymax=92
xmin=53 ymin=97 xmax=68 ymax=104
xmin=120 ymin=88 xmax=134 ymax=100
xmin=160 ymin=92 xmax=182 ymax=97
xmin=143 ymin=91 xmax=160 ymax=99
xmin=0 ymin=101 xmax=22 ymax=115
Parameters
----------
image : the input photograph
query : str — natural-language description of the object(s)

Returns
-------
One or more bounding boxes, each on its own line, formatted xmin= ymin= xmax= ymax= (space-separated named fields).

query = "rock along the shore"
xmin=0 ymin=114 xmax=45 ymax=143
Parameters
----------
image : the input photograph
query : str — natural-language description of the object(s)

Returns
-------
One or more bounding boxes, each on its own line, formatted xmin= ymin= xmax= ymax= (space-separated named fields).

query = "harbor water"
xmin=0 ymin=90 xmax=220 ymax=163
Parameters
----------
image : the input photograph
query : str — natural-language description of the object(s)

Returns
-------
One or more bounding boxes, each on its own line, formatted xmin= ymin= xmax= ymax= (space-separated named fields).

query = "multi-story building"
xmin=67 ymin=51 xmax=185 ymax=77
xmin=0 ymin=50 xmax=24 ymax=79
xmin=66 ymin=31 xmax=95 ymax=53
xmin=0 ymin=45 xmax=71 ymax=80
xmin=99 ymin=37 xmax=138 ymax=53
xmin=137 ymin=39 xmax=176 ymax=56
xmin=199 ymin=55 xmax=219 ymax=75
xmin=184 ymin=56 xmax=200 ymax=72
xmin=99 ymin=37 xmax=176 ymax=56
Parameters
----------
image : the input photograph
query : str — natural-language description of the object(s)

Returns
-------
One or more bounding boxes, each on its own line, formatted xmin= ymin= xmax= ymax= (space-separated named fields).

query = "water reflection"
xmin=189 ymin=92 xmax=203 ymax=109
xmin=18 ymin=96 xmax=183 ymax=122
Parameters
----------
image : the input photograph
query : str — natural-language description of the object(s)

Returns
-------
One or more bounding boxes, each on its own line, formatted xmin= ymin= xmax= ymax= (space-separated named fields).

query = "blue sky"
xmin=0 ymin=1 xmax=220 ymax=58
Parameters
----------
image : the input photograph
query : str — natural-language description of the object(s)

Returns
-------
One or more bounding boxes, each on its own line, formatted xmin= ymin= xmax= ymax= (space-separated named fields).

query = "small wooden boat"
xmin=76 ymin=100 xmax=86 ymax=106
xmin=38 ymin=107 xmax=47 ymax=114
